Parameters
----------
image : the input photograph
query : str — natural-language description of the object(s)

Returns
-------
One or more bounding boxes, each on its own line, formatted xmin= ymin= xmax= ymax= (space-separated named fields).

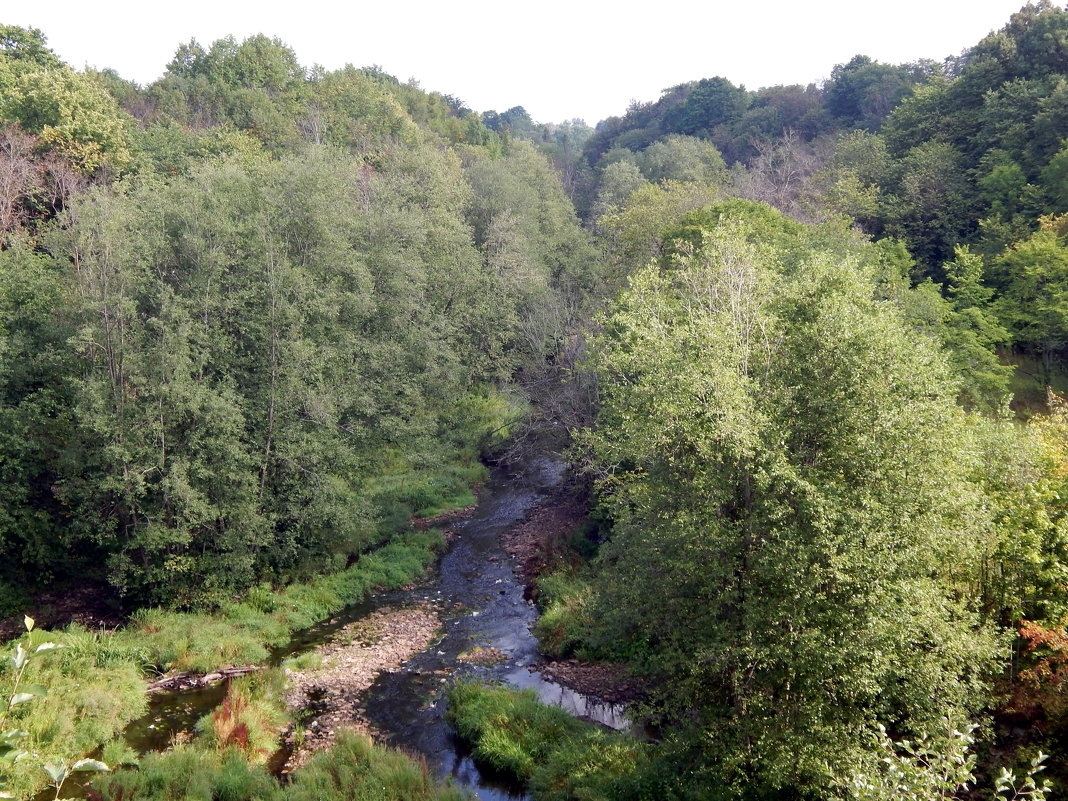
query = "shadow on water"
xmin=99 ymin=453 xmax=624 ymax=801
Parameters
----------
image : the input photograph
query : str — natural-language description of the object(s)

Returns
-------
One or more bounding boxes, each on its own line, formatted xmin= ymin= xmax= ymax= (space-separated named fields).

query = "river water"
xmin=362 ymin=454 xmax=626 ymax=800
xmin=115 ymin=453 xmax=625 ymax=801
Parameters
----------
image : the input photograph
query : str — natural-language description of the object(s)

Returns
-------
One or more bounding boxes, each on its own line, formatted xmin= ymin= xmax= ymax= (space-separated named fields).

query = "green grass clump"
xmin=196 ymin=670 xmax=290 ymax=763
xmin=92 ymin=733 xmax=469 ymax=801
xmin=91 ymin=746 xmax=285 ymax=801
xmin=281 ymin=651 xmax=322 ymax=671
xmin=123 ymin=608 xmax=271 ymax=673
xmin=288 ymin=731 xmax=469 ymax=801
xmin=368 ymin=462 xmax=486 ymax=524
xmin=532 ymin=570 xmax=592 ymax=658
xmin=528 ymin=730 xmax=652 ymax=801
xmin=0 ymin=626 xmax=149 ymax=800
xmin=446 ymin=683 xmax=588 ymax=781
xmin=446 ymin=682 xmax=659 ymax=801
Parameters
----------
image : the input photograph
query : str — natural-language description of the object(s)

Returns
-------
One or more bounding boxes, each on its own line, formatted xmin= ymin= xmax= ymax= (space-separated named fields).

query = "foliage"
xmin=42 ymin=146 xmax=507 ymax=606
xmin=578 ymin=205 xmax=1003 ymax=795
xmin=994 ymin=216 xmax=1068 ymax=380
xmin=1 ymin=67 xmax=133 ymax=173
xmin=1012 ymin=620 xmax=1068 ymax=726
xmin=838 ymin=722 xmax=1051 ymax=801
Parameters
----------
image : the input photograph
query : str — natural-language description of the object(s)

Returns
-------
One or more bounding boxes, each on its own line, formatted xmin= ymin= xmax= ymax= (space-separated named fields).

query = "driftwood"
xmin=146 ymin=665 xmax=261 ymax=693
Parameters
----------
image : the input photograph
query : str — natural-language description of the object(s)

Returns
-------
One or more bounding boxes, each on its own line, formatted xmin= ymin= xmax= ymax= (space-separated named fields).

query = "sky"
xmin=9 ymin=0 xmax=1036 ymax=125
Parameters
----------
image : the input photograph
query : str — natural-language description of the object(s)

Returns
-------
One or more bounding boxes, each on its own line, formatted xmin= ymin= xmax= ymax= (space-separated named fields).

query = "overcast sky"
xmin=9 ymin=0 xmax=1034 ymax=124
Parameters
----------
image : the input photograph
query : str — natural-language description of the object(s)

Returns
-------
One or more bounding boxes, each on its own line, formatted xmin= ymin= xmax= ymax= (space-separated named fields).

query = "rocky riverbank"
xmin=279 ymin=603 xmax=443 ymax=772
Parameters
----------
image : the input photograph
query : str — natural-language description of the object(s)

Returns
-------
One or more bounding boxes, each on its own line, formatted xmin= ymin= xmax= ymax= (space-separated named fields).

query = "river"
xmin=114 ymin=453 xmax=625 ymax=801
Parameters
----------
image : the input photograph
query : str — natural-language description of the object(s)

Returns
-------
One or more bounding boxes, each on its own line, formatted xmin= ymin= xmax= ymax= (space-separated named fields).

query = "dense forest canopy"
xmin=2 ymin=3 xmax=1068 ymax=799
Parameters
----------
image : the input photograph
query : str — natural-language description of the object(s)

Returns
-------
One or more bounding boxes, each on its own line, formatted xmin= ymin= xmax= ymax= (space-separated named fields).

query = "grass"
xmin=368 ymin=462 xmax=486 ymax=523
xmin=0 ymin=529 xmax=452 ymax=797
xmin=0 ymin=625 xmax=149 ymax=800
xmin=89 ymin=732 xmax=470 ymax=801
xmin=117 ymin=529 xmax=447 ymax=674
xmin=445 ymin=682 xmax=652 ymax=801
xmin=281 ymin=651 xmax=322 ymax=671
xmin=532 ymin=570 xmax=593 ymax=659
xmin=196 ymin=670 xmax=290 ymax=763
xmin=446 ymin=682 xmax=589 ymax=780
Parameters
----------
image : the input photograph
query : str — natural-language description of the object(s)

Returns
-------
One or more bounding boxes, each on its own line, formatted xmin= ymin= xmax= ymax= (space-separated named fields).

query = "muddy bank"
xmin=501 ymin=486 xmax=588 ymax=592
xmin=538 ymin=660 xmax=644 ymax=706
xmin=279 ymin=604 xmax=443 ymax=772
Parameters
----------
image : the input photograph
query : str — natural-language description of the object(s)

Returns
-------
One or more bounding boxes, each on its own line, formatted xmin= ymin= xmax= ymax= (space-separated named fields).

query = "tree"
xmin=636 ymin=135 xmax=727 ymax=185
xmin=662 ymin=76 xmax=749 ymax=137
xmin=580 ymin=204 xmax=1001 ymax=796
xmin=994 ymin=215 xmax=1068 ymax=382
xmin=0 ymin=25 xmax=62 ymax=77
xmin=0 ymin=67 xmax=133 ymax=173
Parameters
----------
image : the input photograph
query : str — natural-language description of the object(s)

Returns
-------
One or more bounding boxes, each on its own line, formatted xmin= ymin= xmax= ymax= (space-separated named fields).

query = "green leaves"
xmin=580 ymin=203 xmax=1001 ymax=795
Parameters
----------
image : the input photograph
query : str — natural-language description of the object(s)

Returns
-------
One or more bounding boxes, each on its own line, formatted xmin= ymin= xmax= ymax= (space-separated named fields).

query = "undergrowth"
xmin=89 ymin=731 xmax=470 ymax=801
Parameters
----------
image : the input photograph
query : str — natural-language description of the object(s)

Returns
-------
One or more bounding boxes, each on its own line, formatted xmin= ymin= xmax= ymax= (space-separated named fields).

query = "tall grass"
xmin=196 ymin=670 xmax=290 ymax=763
xmin=532 ymin=570 xmax=592 ymax=658
xmin=446 ymin=682 xmax=588 ymax=780
xmin=0 ymin=626 xmax=148 ymax=800
xmin=89 ymin=733 xmax=470 ymax=801
xmin=117 ymin=529 xmax=446 ymax=674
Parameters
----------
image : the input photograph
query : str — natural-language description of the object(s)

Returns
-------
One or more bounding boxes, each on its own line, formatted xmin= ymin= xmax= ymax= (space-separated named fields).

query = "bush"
xmin=532 ymin=571 xmax=592 ymax=658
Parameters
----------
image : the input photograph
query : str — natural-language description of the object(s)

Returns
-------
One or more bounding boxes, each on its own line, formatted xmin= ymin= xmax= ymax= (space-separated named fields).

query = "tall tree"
xmin=581 ymin=204 xmax=1000 ymax=796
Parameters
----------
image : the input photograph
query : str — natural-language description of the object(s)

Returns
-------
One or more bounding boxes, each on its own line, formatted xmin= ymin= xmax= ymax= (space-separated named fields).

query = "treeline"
xmin=577 ymin=1 xmax=1068 ymax=371
xmin=0 ymin=27 xmax=597 ymax=609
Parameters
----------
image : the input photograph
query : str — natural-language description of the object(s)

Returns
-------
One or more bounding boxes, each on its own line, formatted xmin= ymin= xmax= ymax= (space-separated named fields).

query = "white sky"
xmin=9 ymin=0 xmax=1035 ymax=124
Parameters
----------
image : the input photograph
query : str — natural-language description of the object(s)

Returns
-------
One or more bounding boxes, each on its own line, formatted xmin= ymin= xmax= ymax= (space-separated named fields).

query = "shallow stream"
xmin=116 ymin=454 xmax=625 ymax=800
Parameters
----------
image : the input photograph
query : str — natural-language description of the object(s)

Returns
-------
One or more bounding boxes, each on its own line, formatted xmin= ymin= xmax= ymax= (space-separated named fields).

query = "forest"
xmin=1 ymin=2 xmax=1068 ymax=799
